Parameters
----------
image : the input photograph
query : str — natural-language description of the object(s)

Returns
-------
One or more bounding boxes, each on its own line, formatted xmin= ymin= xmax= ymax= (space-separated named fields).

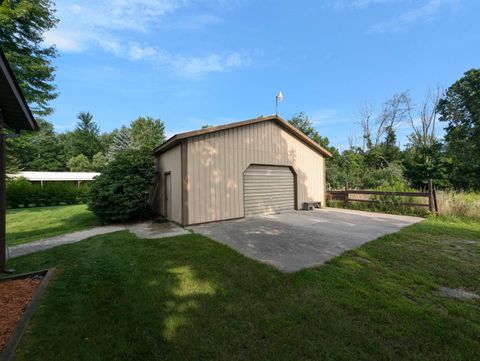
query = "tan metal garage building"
xmin=152 ymin=115 xmax=332 ymax=226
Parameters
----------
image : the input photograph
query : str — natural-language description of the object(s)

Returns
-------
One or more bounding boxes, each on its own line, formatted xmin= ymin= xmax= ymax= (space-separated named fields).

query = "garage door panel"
xmin=244 ymin=181 xmax=293 ymax=186
xmin=244 ymin=165 xmax=295 ymax=217
xmin=243 ymin=186 xmax=294 ymax=192
xmin=244 ymin=192 xmax=294 ymax=198
xmin=245 ymin=201 xmax=293 ymax=210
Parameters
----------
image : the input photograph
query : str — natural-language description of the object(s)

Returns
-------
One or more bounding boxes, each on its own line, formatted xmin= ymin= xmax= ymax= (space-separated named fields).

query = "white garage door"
xmin=244 ymin=165 xmax=295 ymax=217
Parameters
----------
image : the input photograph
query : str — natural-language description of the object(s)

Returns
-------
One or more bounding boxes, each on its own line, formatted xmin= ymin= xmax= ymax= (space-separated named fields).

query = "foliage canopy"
xmin=0 ymin=0 xmax=58 ymax=116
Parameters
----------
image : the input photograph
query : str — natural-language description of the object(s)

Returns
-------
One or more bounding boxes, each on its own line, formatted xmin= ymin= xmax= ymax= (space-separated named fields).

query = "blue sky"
xmin=45 ymin=0 xmax=479 ymax=149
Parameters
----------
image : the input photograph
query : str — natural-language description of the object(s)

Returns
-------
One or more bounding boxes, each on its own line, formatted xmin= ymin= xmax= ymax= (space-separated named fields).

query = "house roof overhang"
xmin=0 ymin=48 xmax=37 ymax=131
xmin=153 ymin=115 xmax=332 ymax=158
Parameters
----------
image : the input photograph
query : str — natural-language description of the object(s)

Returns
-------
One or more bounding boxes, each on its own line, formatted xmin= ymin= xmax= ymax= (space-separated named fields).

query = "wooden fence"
xmin=327 ymin=179 xmax=438 ymax=213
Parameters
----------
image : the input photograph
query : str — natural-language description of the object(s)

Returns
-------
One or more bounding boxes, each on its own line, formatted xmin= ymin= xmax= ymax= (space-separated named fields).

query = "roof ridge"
xmin=154 ymin=115 xmax=332 ymax=158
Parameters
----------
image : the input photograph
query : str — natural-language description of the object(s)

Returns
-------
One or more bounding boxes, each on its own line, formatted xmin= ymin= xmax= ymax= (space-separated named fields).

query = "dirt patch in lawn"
xmin=437 ymin=286 xmax=480 ymax=301
xmin=0 ymin=278 xmax=42 ymax=352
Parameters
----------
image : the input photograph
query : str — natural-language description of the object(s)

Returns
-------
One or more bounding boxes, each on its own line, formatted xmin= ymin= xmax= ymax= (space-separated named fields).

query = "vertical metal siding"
xmin=155 ymin=145 xmax=182 ymax=224
xmin=186 ymin=120 xmax=326 ymax=224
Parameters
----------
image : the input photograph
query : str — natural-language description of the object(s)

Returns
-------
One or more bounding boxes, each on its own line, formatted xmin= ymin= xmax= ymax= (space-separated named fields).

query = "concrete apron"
xmin=189 ymin=208 xmax=423 ymax=272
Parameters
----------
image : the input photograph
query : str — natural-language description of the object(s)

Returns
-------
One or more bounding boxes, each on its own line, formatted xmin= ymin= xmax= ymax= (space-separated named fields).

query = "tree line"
xmin=288 ymin=68 xmax=480 ymax=192
xmin=6 ymin=114 xmax=166 ymax=173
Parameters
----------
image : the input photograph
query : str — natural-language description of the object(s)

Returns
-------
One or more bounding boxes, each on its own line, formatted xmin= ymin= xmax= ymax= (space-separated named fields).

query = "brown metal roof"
xmin=153 ymin=115 xmax=332 ymax=158
xmin=0 ymin=47 xmax=37 ymax=131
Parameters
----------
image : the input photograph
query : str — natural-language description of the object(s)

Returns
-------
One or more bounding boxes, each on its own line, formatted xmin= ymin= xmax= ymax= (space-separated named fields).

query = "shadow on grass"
xmin=7 ymin=220 xmax=480 ymax=361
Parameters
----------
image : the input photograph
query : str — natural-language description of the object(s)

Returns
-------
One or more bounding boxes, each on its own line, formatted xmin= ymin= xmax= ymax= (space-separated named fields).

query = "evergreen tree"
xmin=69 ymin=112 xmax=102 ymax=160
xmin=107 ymin=126 xmax=132 ymax=161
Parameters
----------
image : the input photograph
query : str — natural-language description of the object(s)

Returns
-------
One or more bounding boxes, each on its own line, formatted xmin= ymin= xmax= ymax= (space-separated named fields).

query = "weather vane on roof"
xmin=275 ymin=91 xmax=283 ymax=117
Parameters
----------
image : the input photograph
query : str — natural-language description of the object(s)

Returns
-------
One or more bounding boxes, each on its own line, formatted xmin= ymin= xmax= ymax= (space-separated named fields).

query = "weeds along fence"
xmin=434 ymin=191 xmax=480 ymax=220
xmin=327 ymin=179 xmax=438 ymax=215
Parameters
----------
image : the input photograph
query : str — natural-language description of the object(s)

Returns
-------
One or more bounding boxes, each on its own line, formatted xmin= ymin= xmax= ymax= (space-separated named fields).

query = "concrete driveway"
xmin=189 ymin=208 xmax=423 ymax=272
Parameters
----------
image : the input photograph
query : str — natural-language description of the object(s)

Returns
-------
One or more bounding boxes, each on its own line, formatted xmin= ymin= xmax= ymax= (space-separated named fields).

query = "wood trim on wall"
xmin=323 ymin=157 xmax=327 ymax=208
xmin=292 ymin=166 xmax=298 ymax=210
xmin=181 ymin=141 xmax=189 ymax=226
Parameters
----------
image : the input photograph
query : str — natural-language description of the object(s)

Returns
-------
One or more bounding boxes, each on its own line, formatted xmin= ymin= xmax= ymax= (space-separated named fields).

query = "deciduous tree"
xmin=0 ymin=0 xmax=58 ymax=116
xmin=437 ymin=69 xmax=480 ymax=190
xmin=130 ymin=116 xmax=166 ymax=150
xmin=92 ymin=152 xmax=107 ymax=171
xmin=67 ymin=154 xmax=91 ymax=172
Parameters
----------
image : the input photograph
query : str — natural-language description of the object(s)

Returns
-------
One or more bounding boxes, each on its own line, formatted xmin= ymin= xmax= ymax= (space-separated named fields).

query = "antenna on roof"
xmin=275 ymin=91 xmax=283 ymax=117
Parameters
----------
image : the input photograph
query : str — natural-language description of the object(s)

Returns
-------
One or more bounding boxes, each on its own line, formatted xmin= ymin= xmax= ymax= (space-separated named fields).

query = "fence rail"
xmin=327 ymin=179 xmax=438 ymax=213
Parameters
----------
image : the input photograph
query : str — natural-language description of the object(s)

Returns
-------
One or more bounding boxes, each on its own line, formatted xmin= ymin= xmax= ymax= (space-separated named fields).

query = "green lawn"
xmin=6 ymin=204 xmax=98 ymax=246
xmin=6 ymin=217 xmax=480 ymax=360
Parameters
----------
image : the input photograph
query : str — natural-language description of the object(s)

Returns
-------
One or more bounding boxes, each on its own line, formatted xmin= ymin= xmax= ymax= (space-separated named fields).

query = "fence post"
xmin=428 ymin=179 xmax=434 ymax=213
xmin=433 ymin=186 xmax=439 ymax=214
xmin=344 ymin=180 xmax=349 ymax=207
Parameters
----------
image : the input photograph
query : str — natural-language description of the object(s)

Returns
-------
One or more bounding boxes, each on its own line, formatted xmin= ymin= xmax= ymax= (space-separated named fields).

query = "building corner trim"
xmin=323 ymin=157 xmax=327 ymax=208
xmin=181 ymin=141 xmax=189 ymax=226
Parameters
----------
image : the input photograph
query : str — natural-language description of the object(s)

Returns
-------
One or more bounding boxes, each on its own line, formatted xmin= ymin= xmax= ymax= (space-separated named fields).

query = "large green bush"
xmin=87 ymin=149 xmax=156 ymax=223
xmin=6 ymin=177 xmax=90 ymax=208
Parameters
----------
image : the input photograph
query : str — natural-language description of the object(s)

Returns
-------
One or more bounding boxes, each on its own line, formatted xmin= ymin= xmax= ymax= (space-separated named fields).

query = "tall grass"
xmin=328 ymin=187 xmax=480 ymax=220
xmin=436 ymin=191 xmax=480 ymax=221
xmin=327 ymin=199 xmax=429 ymax=217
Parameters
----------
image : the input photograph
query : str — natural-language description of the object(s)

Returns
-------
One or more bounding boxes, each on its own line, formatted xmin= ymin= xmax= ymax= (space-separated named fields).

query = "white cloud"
xmin=173 ymin=52 xmax=251 ymax=76
xmin=63 ymin=0 xmax=184 ymax=32
xmin=369 ymin=0 xmax=460 ymax=33
xmin=44 ymin=29 xmax=86 ymax=52
xmin=91 ymin=41 xmax=251 ymax=77
xmin=45 ymin=0 xmax=251 ymax=77
xmin=45 ymin=0 xmax=190 ymax=52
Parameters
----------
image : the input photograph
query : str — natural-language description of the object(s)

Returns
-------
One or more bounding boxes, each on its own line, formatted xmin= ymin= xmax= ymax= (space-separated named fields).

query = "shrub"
xmin=362 ymin=162 xmax=407 ymax=189
xmin=6 ymin=177 xmax=90 ymax=208
xmin=87 ymin=149 xmax=156 ymax=223
xmin=6 ymin=177 xmax=33 ymax=208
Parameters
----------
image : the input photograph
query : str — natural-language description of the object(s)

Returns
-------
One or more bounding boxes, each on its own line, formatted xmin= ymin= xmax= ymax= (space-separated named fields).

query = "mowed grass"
xmin=6 ymin=204 xmax=98 ymax=246
xmin=7 ymin=217 xmax=480 ymax=360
